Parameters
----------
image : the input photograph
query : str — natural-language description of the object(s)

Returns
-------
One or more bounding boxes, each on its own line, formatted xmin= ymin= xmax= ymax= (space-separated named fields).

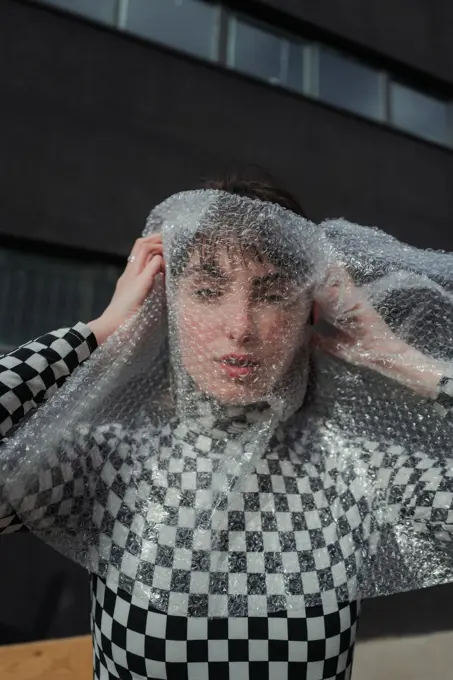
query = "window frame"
xmin=226 ymin=13 xmax=307 ymax=93
xmin=389 ymin=78 xmax=453 ymax=147
xmin=0 ymin=244 xmax=121 ymax=351
xmin=27 ymin=0 xmax=453 ymax=149
xmin=317 ymin=44 xmax=387 ymax=123
xmin=122 ymin=0 xmax=222 ymax=62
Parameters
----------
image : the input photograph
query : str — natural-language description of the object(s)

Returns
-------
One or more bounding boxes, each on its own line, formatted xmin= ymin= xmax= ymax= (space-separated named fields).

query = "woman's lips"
xmin=218 ymin=354 xmax=259 ymax=379
xmin=220 ymin=363 xmax=256 ymax=378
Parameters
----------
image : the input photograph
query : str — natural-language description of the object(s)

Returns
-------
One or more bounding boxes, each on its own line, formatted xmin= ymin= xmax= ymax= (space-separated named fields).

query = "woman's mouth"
xmin=218 ymin=354 xmax=259 ymax=379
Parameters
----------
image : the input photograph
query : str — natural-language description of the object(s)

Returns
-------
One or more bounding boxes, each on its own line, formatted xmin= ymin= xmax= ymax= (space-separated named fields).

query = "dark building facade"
xmin=0 ymin=0 xmax=453 ymax=646
xmin=1 ymin=0 xmax=453 ymax=350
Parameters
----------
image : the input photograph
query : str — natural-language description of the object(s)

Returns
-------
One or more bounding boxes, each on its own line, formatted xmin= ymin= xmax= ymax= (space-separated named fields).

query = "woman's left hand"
xmin=312 ymin=266 xmax=444 ymax=398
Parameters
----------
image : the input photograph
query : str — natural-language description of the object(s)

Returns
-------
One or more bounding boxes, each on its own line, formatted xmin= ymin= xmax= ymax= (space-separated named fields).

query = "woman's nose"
xmin=224 ymin=300 xmax=257 ymax=344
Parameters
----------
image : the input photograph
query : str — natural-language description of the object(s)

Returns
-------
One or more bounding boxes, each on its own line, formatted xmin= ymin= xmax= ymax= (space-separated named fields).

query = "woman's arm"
xmin=314 ymin=266 xmax=452 ymax=400
xmin=0 ymin=424 xmax=116 ymax=537
xmin=0 ymin=234 xmax=164 ymax=535
xmin=358 ymin=343 xmax=451 ymax=401
xmin=379 ymin=444 xmax=453 ymax=540
xmin=0 ymin=506 xmax=23 ymax=535
xmin=0 ymin=233 xmax=164 ymax=441
xmin=0 ymin=324 xmax=99 ymax=535
xmin=434 ymin=375 xmax=453 ymax=417
xmin=0 ymin=323 xmax=97 ymax=439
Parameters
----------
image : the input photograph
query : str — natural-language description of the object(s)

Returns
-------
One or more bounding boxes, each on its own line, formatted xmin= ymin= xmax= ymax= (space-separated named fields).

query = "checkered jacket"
xmin=1 ymin=325 xmax=453 ymax=680
xmin=0 ymin=323 xmax=97 ymax=534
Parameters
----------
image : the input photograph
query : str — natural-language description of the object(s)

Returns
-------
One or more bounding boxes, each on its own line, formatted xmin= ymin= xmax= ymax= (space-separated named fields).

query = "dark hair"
xmin=202 ymin=174 xmax=307 ymax=219
xmin=169 ymin=174 xmax=311 ymax=282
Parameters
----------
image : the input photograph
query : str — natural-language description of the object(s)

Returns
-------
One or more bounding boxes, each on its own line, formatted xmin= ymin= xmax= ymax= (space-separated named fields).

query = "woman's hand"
xmin=313 ymin=266 xmax=444 ymax=398
xmin=88 ymin=234 xmax=164 ymax=345
xmin=313 ymin=265 xmax=401 ymax=362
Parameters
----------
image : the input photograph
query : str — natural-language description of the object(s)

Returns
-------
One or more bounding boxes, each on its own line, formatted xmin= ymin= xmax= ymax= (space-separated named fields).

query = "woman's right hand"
xmin=88 ymin=234 xmax=164 ymax=345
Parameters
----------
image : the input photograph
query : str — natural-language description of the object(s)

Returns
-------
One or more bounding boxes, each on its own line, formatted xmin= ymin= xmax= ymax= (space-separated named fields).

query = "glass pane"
xmin=390 ymin=82 xmax=450 ymax=145
xmin=0 ymin=248 xmax=120 ymax=350
xmin=126 ymin=0 xmax=218 ymax=61
xmin=286 ymin=40 xmax=305 ymax=92
xmin=319 ymin=47 xmax=382 ymax=120
xmin=230 ymin=18 xmax=283 ymax=85
xmin=36 ymin=0 xmax=117 ymax=25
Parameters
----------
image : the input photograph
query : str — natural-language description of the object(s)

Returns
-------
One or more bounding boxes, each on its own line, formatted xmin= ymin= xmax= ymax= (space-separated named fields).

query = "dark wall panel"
xmin=0 ymin=0 xmax=452 ymax=259
xmin=263 ymin=0 xmax=453 ymax=84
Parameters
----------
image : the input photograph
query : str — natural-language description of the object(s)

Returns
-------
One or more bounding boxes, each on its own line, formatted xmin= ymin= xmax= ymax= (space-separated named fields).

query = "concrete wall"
xmin=1 ymin=0 xmax=452 ymax=259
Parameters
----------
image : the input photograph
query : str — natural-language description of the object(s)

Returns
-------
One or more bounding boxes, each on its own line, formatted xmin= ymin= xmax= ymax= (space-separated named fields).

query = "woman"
xmin=1 ymin=177 xmax=452 ymax=680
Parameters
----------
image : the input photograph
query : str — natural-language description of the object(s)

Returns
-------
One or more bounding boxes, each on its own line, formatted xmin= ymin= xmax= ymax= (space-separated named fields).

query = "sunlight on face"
xmin=176 ymin=246 xmax=311 ymax=404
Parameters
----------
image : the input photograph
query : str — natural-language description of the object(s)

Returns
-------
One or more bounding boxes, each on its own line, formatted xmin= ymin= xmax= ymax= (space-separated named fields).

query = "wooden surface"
xmin=0 ymin=635 xmax=92 ymax=680
xmin=1 ymin=631 xmax=453 ymax=679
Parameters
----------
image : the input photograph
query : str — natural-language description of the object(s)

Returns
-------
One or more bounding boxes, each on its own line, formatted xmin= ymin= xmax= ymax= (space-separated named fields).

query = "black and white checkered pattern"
xmin=91 ymin=575 xmax=358 ymax=680
xmin=77 ymin=417 xmax=365 ymax=619
xmin=0 ymin=504 xmax=23 ymax=534
xmin=1 ymin=325 xmax=453 ymax=679
xmin=0 ymin=322 xmax=97 ymax=437
xmin=434 ymin=374 xmax=453 ymax=418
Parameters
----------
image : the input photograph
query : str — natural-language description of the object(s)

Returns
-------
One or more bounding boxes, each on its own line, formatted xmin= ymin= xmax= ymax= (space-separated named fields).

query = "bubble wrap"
xmin=1 ymin=190 xmax=453 ymax=617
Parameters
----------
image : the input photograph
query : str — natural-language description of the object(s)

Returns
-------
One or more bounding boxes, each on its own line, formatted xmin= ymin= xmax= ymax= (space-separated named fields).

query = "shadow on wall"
xmin=0 ymin=531 xmax=452 ymax=644
xmin=359 ymin=582 xmax=453 ymax=641
xmin=0 ymin=532 xmax=90 ymax=645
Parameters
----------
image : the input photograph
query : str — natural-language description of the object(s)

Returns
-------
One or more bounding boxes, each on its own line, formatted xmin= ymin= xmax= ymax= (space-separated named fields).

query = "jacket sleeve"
xmin=0 ymin=323 xmax=98 ymax=534
xmin=376 ymin=373 xmax=453 ymax=538
xmin=0 ymin=423 xmax=117 ymax=538
xmin=432 ymin=373 xmax=453 ymax=419
xmin=0 ymin=322 xmax=97 ymax=439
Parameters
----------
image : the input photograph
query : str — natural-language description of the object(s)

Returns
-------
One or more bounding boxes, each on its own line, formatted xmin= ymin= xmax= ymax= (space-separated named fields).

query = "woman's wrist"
xmin=87 ymin=313 xmax=119 ymax=346
xmin=375 ymin=341 xmax=445 ymax=398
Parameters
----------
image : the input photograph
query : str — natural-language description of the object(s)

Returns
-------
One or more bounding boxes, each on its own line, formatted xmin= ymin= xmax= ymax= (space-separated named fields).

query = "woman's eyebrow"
xmin=186 ymin=263 xmax=229 ymax=280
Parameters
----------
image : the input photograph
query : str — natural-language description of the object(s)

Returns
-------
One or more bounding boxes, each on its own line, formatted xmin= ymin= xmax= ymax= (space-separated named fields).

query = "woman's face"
xmin=176 ymin=244 xmax=311 ymax=404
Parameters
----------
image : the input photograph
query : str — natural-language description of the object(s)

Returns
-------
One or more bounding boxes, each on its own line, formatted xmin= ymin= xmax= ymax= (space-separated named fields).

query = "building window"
xmin=228 ymin=17 xmax=283 ymax=85
xmin=33 ymin=0 xmax=117 ymax=25
xmin=31 ymin=0 xmax=453 ymax=148
xmin=0 ymin=247 xmax=120 ymax=351
xmin=318 ymin=47 xmax=383 ymax=121
xmin=286 ymin=40 xmax=306 ymax=93
xmin=228 ymin=17 xmax=306 ymax=92
xmin=125 ymin=0 xmax=220 ymax=61
xmin=389 ymin=81 xmax=451 ymax=146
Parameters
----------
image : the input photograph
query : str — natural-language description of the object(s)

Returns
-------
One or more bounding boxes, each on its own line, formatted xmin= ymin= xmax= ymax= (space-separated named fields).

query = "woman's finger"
xmin=128 ymin=235 xmax=162 ymax=256
xmin=142 ymin=254 xmax=165 ymax=283
xmin=141 ymin=233 xmax=163 ymax=243
xmin=130 ymin=234 xmax=162 ymax=248
xmin=135 ymin=244 xmax=163 ymax=273
xmin=141 ymin=255 xmax=165 ymax=296
xmin=126 ymin=234 xmax=162 ymax=266
xmin=127 ymin=241 xmax=163 ymax=274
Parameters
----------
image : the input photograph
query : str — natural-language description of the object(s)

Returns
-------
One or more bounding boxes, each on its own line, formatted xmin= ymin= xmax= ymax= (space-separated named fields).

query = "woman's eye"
xmin=194 ymin=288 xmax=222 ymax=300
